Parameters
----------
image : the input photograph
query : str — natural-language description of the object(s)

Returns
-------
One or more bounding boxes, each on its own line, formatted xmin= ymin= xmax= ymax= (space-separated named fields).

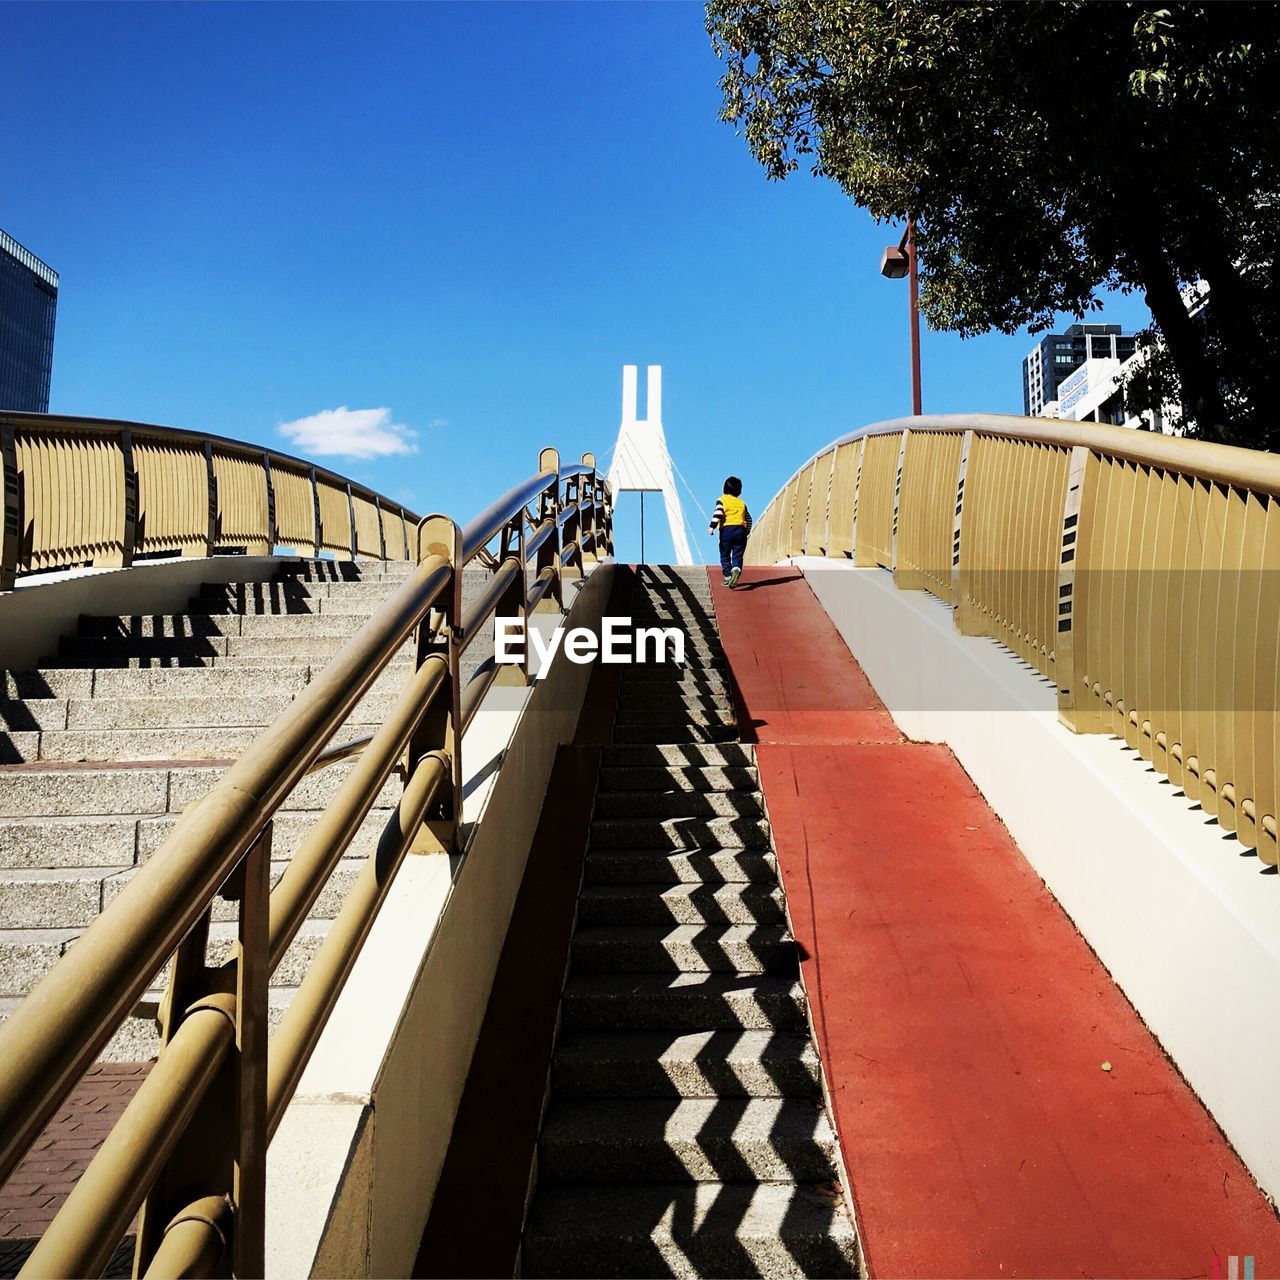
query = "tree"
xmin=707 ymin=0 xmax=1280 ymax=447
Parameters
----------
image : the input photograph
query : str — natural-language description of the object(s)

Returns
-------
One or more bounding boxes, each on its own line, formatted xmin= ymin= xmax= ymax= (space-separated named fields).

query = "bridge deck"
xmin=712 ymin=566 xmax=1280 ymax=1278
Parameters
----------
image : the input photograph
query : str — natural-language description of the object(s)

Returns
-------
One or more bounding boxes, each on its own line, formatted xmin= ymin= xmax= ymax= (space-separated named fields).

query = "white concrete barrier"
xmin=797 ymin=558 xmax=1280 ymax=1205
xmin=266 ymin=565 xmax=616 ymax=1278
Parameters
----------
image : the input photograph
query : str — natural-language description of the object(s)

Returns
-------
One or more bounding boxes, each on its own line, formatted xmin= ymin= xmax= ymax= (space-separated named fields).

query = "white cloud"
xmin=278 ymin=406 xmax=418 ymax=460
xmin=428 ymin=417 xmax=449 ymax=430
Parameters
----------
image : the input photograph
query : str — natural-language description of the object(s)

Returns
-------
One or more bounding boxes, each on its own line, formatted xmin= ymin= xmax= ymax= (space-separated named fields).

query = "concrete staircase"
xmin=0 ymin=558 xmax=464 ymax=1058
xmin=523 ymin=567 xmax=858 ymax=1279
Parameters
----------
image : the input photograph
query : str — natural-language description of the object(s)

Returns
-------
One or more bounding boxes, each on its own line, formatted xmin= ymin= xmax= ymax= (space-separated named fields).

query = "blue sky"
xmin=3 ymin=1 xmax=1151 ymax=564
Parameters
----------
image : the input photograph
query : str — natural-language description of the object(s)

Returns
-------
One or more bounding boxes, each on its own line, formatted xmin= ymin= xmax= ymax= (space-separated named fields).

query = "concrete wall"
xmin=0 ymin=556 xmax=303 ymax=670
xmin=796 ymin=559 xmax=1280 ymax=1205
xmin=265 ymin=565 xmax=615 ymax=1278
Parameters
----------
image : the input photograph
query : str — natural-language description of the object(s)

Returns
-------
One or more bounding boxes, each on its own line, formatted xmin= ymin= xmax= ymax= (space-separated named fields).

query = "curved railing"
xmin=749 ymin=412 xmax=1280 ymax=864
xmin=0 ymin=439 xmax=611 ymax=1277
xmin=0 ymin=412 xmax=423 ymax=589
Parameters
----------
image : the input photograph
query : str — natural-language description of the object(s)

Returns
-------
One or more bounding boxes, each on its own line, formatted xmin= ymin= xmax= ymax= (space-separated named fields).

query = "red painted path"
xmin=711 ymin=566 xmax=1280 ymax=1279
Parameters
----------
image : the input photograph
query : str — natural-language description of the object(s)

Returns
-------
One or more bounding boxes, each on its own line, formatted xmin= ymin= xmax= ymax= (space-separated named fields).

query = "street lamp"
xmin=880 ymin=216 xmax=922 ymax=416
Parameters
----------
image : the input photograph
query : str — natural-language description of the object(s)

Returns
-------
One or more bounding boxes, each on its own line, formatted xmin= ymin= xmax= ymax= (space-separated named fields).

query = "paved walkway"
xmin=711 ymin=566 xmax=1280 ymax=1279
xmin=0 ymin=1062 xmax=148 ymax=1274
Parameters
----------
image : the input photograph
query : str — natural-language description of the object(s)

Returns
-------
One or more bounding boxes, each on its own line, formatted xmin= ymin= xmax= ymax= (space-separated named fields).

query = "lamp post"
xmin=879 ymin=216 xmax=923 ymax=416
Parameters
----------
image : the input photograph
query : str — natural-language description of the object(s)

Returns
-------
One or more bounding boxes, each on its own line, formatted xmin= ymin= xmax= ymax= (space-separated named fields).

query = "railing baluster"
xmin=1 ymin=420 xmax=18 ymax=590
xmin=411 ymin=515 xmax=462 ymax=855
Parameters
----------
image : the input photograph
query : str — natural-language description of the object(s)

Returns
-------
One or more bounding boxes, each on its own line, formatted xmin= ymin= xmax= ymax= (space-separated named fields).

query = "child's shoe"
xmin=722 ymin=577 xmax=733 ymax=587
xmin=728 ymin=567 xmax=741 ymax=588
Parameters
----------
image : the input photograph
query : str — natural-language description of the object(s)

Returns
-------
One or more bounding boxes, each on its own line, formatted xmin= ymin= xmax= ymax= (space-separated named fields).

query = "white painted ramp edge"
xmin=794 ymin=557 xmax=1280 ymax=1206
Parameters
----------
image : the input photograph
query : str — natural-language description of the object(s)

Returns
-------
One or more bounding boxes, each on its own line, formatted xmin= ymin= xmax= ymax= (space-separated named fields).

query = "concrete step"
xmin=103 ymin=855 xmax=366 ymax=923
xmin=2 ymin=670 xmax=94 ymax=700
xmin=0 ymin=760 xmax=399 ymax=820
xmin=594 ymin=790 xmax=764 ymax=820
xmin=630 ymin=609 xmax=718 ymax=626
xmin=61 ymin=694 xmax=295 ymax=731
xmin=552 ymin=1030 xmax=820 ymax=1099
xmin=618 ymin=672 xmax=728 ymax=694
xmin=58 ymin=635 xmax=232 ymax=664
xmin=88 ymin=665 xmax=313 ymax=698
xmin=0 ymin=813 xmax=140 ymax=868
xmin=0 ymin=795 xmax=391 ymax=870
xmin=57 ymin=684 xmax=400 ymax=731
xmin=614 ymin=706 xmax=734 ymax=726
xmin=31 ymin=728 xmax=269 ymax=762
xmin=537 ymin=1098 xmax=837 ymax=1183
xmin=523 ymin=1181 xmax=857 ymax=1279
xmin=613 ymin=724 xmax=738 ymax=746
xmin=577 ymin=883 xmax=784 ymax=927
xmin=616 ymin=688 xmax=730 ymax=709
xmin=134 ymin=806 xmax=389 ymax=864
xmin=560 ymin=973 xmax=807 ymax=1033
xmin=570 ymin=925 xmax=795 ymax=975
xmin=0 ymin=915 xmax=333 ymax=1009
xmin=591 ymin=817 xmax=771 ymax=852
xmin=597 ymin=766 xmax=759 ymax=793
xmin=584 ymin=849 xmax=779 ymax=886
xmin=195 ymin=581 xmax=399 ymax=609
xmin=0 ymin=700 xmax=71 ymax=732
xmin=82 ymin=612 xmax=374 ymax=640
xmin=602 ymin=744 xmax=754 ymax=769
xmin=0 ymin=767 xmax=170 ymax=820
xmin=623 ymin=664 xmax=727 ymax=683
xmin=0 ymin=868 xmax=115 ymax=929
xmin=276 ymin=560 xmax=415 ymax=580
xmin=0 ymin=928 xmax=78 ymax=996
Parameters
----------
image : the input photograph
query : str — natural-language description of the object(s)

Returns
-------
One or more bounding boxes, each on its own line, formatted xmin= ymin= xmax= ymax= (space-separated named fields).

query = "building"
xmin=1021 ymin=323 xmax=1137 ymax=417
xmin=0 ymin=228 xmax=58 ymax=413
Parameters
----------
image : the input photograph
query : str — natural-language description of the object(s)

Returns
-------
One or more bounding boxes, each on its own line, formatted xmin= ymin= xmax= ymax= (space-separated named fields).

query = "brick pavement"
xmin=0 ymin=1062 xmax=150 ymax=1278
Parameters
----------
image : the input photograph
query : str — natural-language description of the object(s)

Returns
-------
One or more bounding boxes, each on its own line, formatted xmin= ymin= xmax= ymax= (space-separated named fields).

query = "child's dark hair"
xmin=723 ymin=475 xmax=742 ymax=497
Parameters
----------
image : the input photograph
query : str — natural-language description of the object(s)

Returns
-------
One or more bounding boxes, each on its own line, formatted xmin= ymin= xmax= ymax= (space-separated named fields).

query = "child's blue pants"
xmin=718 ymin=526 xmax=747 ymax=578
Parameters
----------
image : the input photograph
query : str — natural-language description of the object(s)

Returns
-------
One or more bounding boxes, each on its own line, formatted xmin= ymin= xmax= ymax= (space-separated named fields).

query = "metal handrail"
xmin=749 ymin=411 xmax=1280 ymax=868
xmin=0 ymin=443 xmax=612 ymax=1278
xmin=762 ymin=412 xmax=1280 ymax=517
xmin=0 ymin=412 xmax=423 ymax=587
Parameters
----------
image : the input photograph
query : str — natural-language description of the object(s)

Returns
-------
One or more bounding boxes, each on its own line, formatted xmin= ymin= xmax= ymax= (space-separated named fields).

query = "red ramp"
xmin=711 ymin=566 xmax=1280 ymax=1279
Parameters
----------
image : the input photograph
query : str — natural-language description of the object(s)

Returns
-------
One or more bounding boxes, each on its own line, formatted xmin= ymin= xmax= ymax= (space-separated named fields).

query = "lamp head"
xmin=880 ymin=245 xmax=909 ymax=279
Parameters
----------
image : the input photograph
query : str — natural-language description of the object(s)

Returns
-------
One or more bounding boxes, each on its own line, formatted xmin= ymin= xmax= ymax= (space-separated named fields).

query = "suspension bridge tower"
xmin=607 ymin=364 xmax=693 ymax=564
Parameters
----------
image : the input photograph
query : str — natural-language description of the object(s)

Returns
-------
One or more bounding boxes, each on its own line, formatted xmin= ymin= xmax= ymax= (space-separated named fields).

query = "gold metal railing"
xmin=0 ymin=413 xmax=421 ymax=589
xmin=749 ymin=412 xmax=1280 ymax=864
xmin=0 ymin=440 xmax=612 ymax=1278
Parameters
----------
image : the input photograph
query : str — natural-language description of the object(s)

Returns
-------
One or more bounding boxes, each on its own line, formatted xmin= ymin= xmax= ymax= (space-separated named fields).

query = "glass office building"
xmin=0 ymin=228 xmax=58 ymax=413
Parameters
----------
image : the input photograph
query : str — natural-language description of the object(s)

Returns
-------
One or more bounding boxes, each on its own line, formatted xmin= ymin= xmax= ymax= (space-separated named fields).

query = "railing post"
xmin=345 ymin=482 xmax=358 ymax=561
xmin=195 ymin=439 xmax=217 ymax=557
xmin=849 ymin=438 xmax=866 ymax=563
xmin=561 ymin=472 xmax=584 ymax=585
xmin=1055 ymin=445 xmax=1097 ymax=732
xmin=110 ymin=429 xmax=138 ymax=569
xmin=951 ymin=430 xmax=982 ymax=632
xmin=579 ymin=452 xmax=598 ymax=564
xmin=1 ymin=420 xmax=18 ymax=590
xmin=533 ymin=447 xmax=562 ymax=614
xmin=263 ymin=453 xmax=278 ymax=552
xmin=888 ymin=427 xmax=909 ymax=575
xmin=135 ymin=821 xmax=271 ymax=1279
xmin=374 ymin=494 xmax=387 ymax=560
xmin=308 ymin=467 xmax=322 ymax=557
xmin=495 ymin=513 xmax=530 ymax=687
xmin=411 ymin=514 xmax=462 ymax=854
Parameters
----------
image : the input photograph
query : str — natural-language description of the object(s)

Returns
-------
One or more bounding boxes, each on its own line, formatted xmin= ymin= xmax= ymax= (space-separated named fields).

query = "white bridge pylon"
xmin=607 ymin=364 xmax=693 ymax=565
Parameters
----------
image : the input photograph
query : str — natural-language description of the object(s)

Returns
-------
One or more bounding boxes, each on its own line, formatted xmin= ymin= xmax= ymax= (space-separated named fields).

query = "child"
xmin=709 ymin=475 xmax=752 ymax=588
